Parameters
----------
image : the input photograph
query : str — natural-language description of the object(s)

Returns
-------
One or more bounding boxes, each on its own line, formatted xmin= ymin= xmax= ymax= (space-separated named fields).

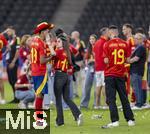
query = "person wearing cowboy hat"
xmin=31 ymin=22 xmax=55 ymax=126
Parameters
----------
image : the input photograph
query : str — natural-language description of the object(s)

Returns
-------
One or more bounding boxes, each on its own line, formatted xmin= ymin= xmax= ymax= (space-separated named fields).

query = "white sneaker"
xmin=102 ymin=106 xmax=109 ymax=110
xmin=131 ymin=106 xmax=142 ymax=110
xmin=118 ymin=105 xmax=122 ymax=109
xmin=94 ymin=106 xmax=102 ymax=110
xmin=50 ymin=101 xmax=54 ymax=105
xmin=18 ymin=102 xmax=27 ymax=109
xmin=130 ymin=102 xmax=135 ymax=107
xmin=77 ymin=114 xmax=83 ymax=126
xmin=43 ymin=105 xmax=50 ymax=110
xmin=28 ymin=103 xmax=35 ymax=109
xmin=142 ymin=104 xmax=150 ymax=109
xmin=128 ymin=120 xmax=135 ymax=126
xmin=102 ymin=121 xmax=119 ymax=129
xmin=0 ymin=100 xmax=6 ymax=104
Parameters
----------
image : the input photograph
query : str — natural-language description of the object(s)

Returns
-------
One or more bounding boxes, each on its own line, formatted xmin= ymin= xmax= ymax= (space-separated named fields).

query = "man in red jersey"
xmin=0 ymin=34 xmax=8 ymax=104
xmin=31 ymin=22 xmax=55 ymax=126
xmin=93 ymin=27 xmax=109 ymax=109
xmin=102 ymin=25 xmax=135 ymax=129
xmin=122 ymin=23 xmax=136 ymax=104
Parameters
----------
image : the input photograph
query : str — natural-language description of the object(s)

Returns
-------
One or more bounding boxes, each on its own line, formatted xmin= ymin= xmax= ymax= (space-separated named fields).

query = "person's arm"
xmin=103 ymin=42 xmax=109 ymax=64
xmin=127 ymin=56 xmax=140 ymax=64
xmin=48 ymin=45 xmax=56 ymax=56
xmin=9 ymin=47 xmax=19 ymax=69
xmin=40 ymin=45 xmax=56 ymax=64
xmin=127 ymin=46 xmax=144 ymax=63
xmin=104 ymin=57 xmax=109 ymax=64
xmin=40 ymin=55 xmax=53 ymax=64
xmin=46 ymin=34 xmax=56 ymax=56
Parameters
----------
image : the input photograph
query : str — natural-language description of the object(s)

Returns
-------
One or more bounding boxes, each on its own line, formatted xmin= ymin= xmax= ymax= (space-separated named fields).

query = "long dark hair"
xmin=57 ymin=33 xmax=72 ymax=65
xmin=62 ymin=39 xmax=72 ymax=65
xmin=87 ymin=34 xmax=97 ymax=58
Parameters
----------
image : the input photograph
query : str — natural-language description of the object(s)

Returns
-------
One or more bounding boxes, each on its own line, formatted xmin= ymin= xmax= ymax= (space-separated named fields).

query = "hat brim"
xmin=34 ymin=23 xmax=55 ymax=34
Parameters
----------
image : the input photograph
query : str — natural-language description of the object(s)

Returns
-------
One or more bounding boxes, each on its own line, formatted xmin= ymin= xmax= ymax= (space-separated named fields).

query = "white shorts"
xmin=95 ymin=71 xmax=105 ymax=87
xmin=0 ymin=61 xmax=3 ymax=78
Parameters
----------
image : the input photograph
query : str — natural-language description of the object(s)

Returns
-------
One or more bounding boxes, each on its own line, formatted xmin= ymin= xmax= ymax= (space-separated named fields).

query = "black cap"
xmin=57 ymin=33 xmax=67 ymax=41
xmin=55 ymin=28 xmax=64 ymax=37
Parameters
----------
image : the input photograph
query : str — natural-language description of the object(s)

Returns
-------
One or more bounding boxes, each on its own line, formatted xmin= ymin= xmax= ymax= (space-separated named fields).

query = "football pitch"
xmin=1 ymin=82 xmax=150 ymax=134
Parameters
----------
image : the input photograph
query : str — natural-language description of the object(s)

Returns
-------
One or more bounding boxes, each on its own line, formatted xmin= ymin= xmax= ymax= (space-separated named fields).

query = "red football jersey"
xmin=0 ymin=34 xmax=8 ymax=60
xmin=93 ymin=36 xmax=107 ymax=71
xmin=69 ymin=44 xmax=78 ymax=55
xmin=127 ymin=36 xmax=135 ymax=55
xmin=53 ymin=48 xmax=69 ymax=73
xmin=103 ymin=38 xmax=130 ymax=77
xmin=16 ymin=74 xmax=29 ymax=91
xmin=145 ymin=39 xmax=150 ymax=49
xmin=30 ymin=37 xmax=47 ymax=76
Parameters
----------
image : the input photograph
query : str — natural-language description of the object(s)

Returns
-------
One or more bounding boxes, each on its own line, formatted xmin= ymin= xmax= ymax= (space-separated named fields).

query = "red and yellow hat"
xmin=34 ymin=22 xmax=55 ymax=34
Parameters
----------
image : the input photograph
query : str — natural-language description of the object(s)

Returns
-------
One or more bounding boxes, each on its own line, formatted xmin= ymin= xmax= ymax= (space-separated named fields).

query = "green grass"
xmin=50 ymin=89 xmax=150 ymax=134
xmin=50 ymin=108 xmax=150 ymax=134
xmin=0 ymin=82 xmax=18 ymax=109
xmin=1 ymin=82 xmax=150 ymax=134
xmin=0 ymin=82 xmax=50 ymax=134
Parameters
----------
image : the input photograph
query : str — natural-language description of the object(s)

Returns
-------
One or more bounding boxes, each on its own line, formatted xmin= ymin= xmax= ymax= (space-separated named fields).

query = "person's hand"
xmin=46 ymin=33 xmax=51 ymax=43
xmin=27 ymin=84 xmax=33 ymax=89
xmin=6 ymin=45 xmax=11 ymax=51
xmin=88 ymin=58 xmax=95 ymax=63
xmin=51 ymin=41 xmax=57 ymax=48
xmin=9 ymin=62 xmax=15 ymax=69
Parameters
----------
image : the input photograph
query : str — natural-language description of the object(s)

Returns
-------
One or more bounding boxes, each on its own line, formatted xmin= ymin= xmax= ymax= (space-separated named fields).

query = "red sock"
xmin=35 ymin=97 xmax=43 ymax=110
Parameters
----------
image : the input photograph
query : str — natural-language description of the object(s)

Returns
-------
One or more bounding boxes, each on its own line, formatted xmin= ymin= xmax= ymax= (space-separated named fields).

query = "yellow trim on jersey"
xmin=130 ymin=37 xmax=134 ymax=46
xmin=125 ymin=64 xmax=130 ymax=67
xmin=35 ymin=72 xmax=48 ymax=95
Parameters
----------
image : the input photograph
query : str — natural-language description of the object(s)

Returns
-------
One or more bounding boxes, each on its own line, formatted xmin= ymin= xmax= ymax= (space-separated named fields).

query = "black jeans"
xmin=7 ymin=64 xmax=18 ymax=92
xmin=54 ymin=71 xmax=81 ymax=125
xmin=105 ymin=76 xmax=134 ymax=122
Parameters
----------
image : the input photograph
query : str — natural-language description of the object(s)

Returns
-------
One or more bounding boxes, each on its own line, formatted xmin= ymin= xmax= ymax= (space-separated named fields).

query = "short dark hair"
xmin=99 ymin=27 xmax=108 ymax=35
xmin=135 ymin=27 xmax=145 ymax=34
xmin=123 ymin=23 xmax=133 ymax=30
xmin=109 ymin=25 xmax=118 ymax=30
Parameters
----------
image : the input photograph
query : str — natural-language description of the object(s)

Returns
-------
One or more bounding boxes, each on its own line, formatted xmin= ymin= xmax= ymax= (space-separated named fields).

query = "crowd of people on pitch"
xmin=0 ymin=23 xmax=150 ymax=127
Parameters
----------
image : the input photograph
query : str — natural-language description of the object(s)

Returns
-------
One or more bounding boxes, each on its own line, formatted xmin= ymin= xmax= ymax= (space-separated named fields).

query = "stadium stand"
xmin=0 ymin=0 xmax=61 ymax=35
xmin=74 ymin=0 xmax=150 ymax=41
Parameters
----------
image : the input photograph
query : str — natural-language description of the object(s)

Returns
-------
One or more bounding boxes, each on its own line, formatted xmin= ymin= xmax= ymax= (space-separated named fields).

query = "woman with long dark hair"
xmin=52 ymin=33 xmax=83 ymax=126
xmin=80 ymin=34 xmax=97 ymax=108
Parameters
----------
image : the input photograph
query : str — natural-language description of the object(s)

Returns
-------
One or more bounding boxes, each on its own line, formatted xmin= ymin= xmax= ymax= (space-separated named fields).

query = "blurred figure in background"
xmin=43 ymin=30 xmax=57 ymax=109
xmin=15 ymin=65 xmax=35 ymax=109
xmin=0 ymin=33 xmax=8 ymax=104
xmin=71 ymin=31 xmax=86 ymax=98
xmin=130 ymin=33 xmax=146 ymax=109
xmin=135 ymin=28 xmax=149 ymax=108
xmin=146 ymin=27 xmax=150 ymax=93
xmin=80 ymin=34 xmax=97 ymax=109
xmin=5 ymin=27 xmax=20 ymax=103
xmin=93 ymin=27 xmax=109 ymax=109
xmin=19 ymin=34 xmax=31 ymax=75
xmin=122 ymin=23 xmax=136 ymax=105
